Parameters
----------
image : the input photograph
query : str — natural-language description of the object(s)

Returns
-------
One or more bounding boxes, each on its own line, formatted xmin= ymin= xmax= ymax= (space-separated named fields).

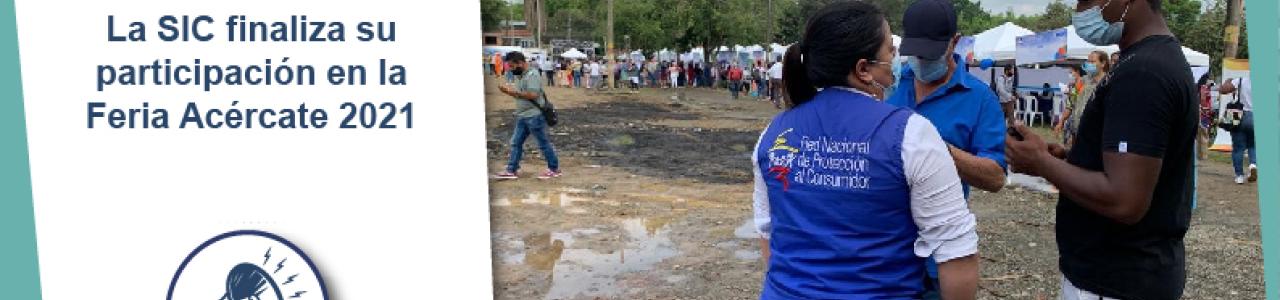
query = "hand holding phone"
xmin=1008 ymin=126 xmax=1024 ymax=141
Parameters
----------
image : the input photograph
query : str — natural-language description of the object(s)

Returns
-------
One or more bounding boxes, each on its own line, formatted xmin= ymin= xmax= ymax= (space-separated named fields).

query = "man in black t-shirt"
xmin=1005 ymin=0 xmax=1196 ymax=299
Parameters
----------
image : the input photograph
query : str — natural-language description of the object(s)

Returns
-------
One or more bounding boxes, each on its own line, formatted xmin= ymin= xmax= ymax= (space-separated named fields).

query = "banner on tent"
xmin=1015 ymin=28 xmax=1068 ymax=64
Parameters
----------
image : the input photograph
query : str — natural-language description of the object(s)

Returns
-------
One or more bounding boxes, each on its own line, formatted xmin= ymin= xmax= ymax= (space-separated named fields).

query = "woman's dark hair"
xmin=783 ymin=1 xmax=887 ymax=107
xmin=1069 ymin=65 xmax=1084 ymax=77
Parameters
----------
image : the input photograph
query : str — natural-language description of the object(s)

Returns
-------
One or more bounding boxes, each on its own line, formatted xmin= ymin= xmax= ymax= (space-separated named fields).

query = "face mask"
xmin=867 ymin=60 xmax=897 ymax=101
xmin=909 ymin=56 xmax=948 ymax=83
xmin=1083 ymin=63 xmax=1097 ymax=75
xmin=511 ymin=67 xmax=526 ymax=75
xmin=1072 ymin=0 xmax=1129 ymax=46
xmin=891 ymin=60 xmax=902 ymax=81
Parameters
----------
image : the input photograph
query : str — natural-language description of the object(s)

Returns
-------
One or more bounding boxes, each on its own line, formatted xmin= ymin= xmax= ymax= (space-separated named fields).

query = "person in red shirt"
xmin=728 ymin=64 xmax=744 ymax=99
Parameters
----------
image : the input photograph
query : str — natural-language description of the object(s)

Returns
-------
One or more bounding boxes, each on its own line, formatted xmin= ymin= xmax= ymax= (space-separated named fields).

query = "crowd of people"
xmin=489 ymin=50 xmax=789 ymax=107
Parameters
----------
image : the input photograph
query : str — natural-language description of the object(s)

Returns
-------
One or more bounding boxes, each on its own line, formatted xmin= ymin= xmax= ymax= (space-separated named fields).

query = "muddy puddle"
xmin=489 ymin=187 xmax=764 ymax=299
xmin=493 ymin=217 xmax=682 ymax=299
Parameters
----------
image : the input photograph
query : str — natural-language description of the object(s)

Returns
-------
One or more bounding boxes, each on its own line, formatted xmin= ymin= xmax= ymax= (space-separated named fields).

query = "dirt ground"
xmin=483 ymin=77 xmax=1263 ymax=300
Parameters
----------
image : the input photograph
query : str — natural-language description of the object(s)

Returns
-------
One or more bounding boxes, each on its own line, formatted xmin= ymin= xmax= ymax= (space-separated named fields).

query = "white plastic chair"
xmin=1013 ymin=94 xmax=1028 ymax=123
xmin=1023 ymin=95 xmax=1044 ymax=127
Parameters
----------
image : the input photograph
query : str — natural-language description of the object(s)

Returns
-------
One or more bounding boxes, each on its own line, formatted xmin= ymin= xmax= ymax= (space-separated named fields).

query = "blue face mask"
xmin=1072 ymin=0 xmax=1129 ymax=46
xmin=1082 ymin=62 xmax=1097 ymax=75
xmin=909 ymin=56 xmax=949 ymax=83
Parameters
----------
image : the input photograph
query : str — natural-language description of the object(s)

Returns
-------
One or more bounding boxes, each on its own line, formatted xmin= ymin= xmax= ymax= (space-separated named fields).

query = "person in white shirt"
xmin=589 ymin=60 xmax=603 ymax=90
xmin=768 ymin=62 xmax=784 ymax=108
xmin=541 ymin=59 xmax=556 ymax=86
xmin=996 ymin=67 xmax=1017 ymax=123
xmin=1220 ymin=77 xmax=1256 ymax=184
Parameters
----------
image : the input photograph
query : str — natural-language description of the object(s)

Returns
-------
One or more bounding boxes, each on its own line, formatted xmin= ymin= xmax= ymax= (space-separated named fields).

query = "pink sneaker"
xmin=492 ymin=171 xmax=519 ymax=180
xmin=537 ymin=170 xmax=562 ymax=179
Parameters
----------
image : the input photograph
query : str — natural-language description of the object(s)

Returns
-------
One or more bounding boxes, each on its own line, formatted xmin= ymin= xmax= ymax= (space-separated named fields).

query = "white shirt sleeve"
xmin=995 ymin=76 xmax=1011 ymax=101
xmin=752 ymin=125 xmax=772 ymax=239
xmin=902 ymin=114 xmax=979 ymax=263
xmin=1240 ymin=77 xmax=1253 ymax=111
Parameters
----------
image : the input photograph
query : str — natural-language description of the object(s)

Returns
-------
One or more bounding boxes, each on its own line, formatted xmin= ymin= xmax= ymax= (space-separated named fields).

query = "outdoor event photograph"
xmin=480 ymin=0 xmax=1262 ymax=299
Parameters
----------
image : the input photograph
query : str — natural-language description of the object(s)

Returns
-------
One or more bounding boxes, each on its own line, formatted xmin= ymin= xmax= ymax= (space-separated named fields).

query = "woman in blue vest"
xmin=752 ymin=2 xmax=979 ymax=299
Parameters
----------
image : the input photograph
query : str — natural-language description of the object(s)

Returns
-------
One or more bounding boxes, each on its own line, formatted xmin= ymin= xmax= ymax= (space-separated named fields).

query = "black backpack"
xmin=526 ymin=92 xmax=558 ymax=127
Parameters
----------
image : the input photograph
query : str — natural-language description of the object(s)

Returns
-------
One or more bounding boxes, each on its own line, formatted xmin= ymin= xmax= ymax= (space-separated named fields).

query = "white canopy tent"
xmin=560 ymin=48 xmax=588 ymax=59
xmin=715 ymin=46 xmax=734 ymax=63
xmin=683 ymin=47 xmax=706 ymax=63
xmin=1181 ymin=47 xmax=1210 ymax=66
xmin=973 ymin=22 xmax=1034 ymax=63
xmin=1063 ymin=25 xmax=1209 ymax=66
xmin=769 ymin=43 xmax=789 ymax=62
xmin=741 ymin=45 xmax=766 ymax=61
xmin=658 ymin=48 xmax=677 ymax=62
xmin=1063 ymin=26 xmax=1117 ymax=60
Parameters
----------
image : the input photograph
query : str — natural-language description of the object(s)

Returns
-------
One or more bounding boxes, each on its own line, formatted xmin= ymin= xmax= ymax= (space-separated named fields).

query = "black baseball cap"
xmin=503 ymin=51 xmax=526 ymax=63
xmin=900 ymin=0 xmax=958 ymax=59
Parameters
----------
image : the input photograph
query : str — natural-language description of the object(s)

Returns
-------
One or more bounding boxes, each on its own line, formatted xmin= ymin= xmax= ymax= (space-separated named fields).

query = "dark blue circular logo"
xmin=167 ymin=230 xmax=328 ymax=300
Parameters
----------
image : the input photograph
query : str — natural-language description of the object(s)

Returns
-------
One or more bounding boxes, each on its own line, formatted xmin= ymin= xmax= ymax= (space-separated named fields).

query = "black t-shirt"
xmin=1057 ymin=35 xmax=1197 ymax=300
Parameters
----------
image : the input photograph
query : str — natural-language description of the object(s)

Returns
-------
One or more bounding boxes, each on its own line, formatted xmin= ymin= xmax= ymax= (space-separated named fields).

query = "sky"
xmin=980 ymin=0 xmax=1213 ymax=16
xmin=981 ymin=0 xmax=1076 ymax=16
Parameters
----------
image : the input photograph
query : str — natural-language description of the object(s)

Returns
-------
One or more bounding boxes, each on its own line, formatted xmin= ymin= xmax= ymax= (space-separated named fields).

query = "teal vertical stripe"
xmin=1244 ymin=1 xmax=1280 ymax=299
xmin=0 ymin=0 xmax=40 ymax=298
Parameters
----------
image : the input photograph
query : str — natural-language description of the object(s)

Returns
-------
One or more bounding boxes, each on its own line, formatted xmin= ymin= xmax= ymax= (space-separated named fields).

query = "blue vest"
xmin=758 ymin=88 xmax=922 ymax=299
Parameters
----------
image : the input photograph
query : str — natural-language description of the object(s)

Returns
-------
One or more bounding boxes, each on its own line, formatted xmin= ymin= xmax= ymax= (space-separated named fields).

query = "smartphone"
xmin=1008 ymin=126 xmax=1024 ymax=141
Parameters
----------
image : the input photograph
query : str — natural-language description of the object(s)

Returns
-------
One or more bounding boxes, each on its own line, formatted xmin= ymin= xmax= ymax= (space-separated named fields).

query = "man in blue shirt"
xmin=888 ymin=0 xmax=1007 ymax=298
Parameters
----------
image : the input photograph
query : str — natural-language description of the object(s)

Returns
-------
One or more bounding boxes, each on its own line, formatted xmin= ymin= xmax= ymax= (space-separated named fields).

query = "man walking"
xmin=1220 ymin=76 xmax=1257 ymax=184
xmin=768 ymin=61 xmax=783 ymax=108
xmin=727 ymin=63 xmax=743 ymax=99
xmin=997 ymin=67 xmax=1018 ymax=122
xmin=493 ymin=52 xmax=562 ymax=180
xmin=887 ymin=1 xmax=1008 ymax=297
xmin=1006 ymin=0 xmax=1197 ymax=298
xmin=542 ymin=58 xmax=555 ymax=87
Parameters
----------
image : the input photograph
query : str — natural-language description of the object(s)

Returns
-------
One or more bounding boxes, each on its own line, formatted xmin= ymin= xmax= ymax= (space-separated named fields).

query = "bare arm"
xmin=499 ymin=85 xmax=539 ymax=100
xmin=759 ymin=237 xmax=770 ymax=262
xmin=948 ymin=145 xmax=1005 ymax=192
xmin=938 ymin=254 xmax=979 ymax=300
xmin=1007 ymin=125 xmax=1161 ymax=225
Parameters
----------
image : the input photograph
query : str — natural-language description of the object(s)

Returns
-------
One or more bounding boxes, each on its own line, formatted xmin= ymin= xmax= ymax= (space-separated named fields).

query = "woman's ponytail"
xmin=783 ymin=43 xmax=815 ymax=107
xmin=781 ymin=1 xmax=884 ymax=109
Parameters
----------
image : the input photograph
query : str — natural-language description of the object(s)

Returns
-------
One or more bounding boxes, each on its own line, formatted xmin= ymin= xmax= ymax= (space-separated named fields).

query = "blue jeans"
xmin=1231 ymin=111 xmax=1257 ymax=176
xmin=729 ymin=80 xmax=740 ymax=99
xmin=506 ymin=115 xmax=559 ymax=173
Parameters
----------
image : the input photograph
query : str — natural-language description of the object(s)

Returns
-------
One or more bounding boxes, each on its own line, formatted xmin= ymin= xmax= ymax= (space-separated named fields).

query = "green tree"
xmin=480 ymin=0 xmax=507 ymax=32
